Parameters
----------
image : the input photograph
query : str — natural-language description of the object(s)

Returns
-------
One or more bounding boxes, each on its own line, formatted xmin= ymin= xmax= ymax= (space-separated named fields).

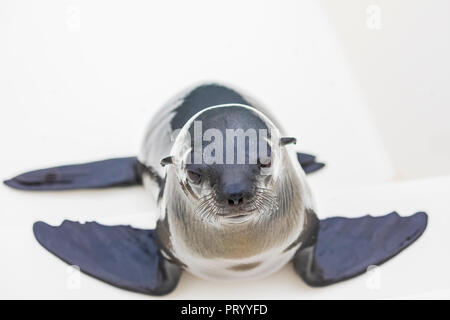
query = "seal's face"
xmin=184 ymin=161 xmax=277 ymax=224
xmin=165 ymin=104 xmax=293 ymax=225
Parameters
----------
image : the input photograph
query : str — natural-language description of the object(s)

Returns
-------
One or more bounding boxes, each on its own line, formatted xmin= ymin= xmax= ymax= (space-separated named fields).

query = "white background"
xmin=0 ymin=0 xmax=449 ymax=299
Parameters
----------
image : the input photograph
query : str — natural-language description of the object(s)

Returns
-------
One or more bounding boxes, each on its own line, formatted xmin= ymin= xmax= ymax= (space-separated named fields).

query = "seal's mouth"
xmin=223 ymin=212 xmax=252 ymax=218
xmin=220 ymin=210 xmax=254 ymax=219
xmin=195 ymin=188 xmax=278 ymax=224
xmin=219 ymin=212 xmax=255 ymax=224
xmin=221 ymin=205 xmax=256 ymax=215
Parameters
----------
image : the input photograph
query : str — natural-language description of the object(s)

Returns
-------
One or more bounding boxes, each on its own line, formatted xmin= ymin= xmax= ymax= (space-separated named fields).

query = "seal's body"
xmin=5 ymin=83 xmax=427 ymax=295
xmin=139 ymin=84 xmax=316 ymax=280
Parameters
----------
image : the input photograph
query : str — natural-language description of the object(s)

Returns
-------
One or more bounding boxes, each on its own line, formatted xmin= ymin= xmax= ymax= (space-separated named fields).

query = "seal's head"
xmin=162 ymin=104 xmax=296 ymax=225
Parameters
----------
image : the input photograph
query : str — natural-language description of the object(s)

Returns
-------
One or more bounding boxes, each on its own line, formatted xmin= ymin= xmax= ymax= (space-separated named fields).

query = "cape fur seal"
xmin=4 ymin=83 xmax=427 ymax=295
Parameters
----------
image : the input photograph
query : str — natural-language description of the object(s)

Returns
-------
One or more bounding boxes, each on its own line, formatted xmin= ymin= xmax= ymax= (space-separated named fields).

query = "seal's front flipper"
xmin=4 ymin=157 xmax=142 ymax=191
xmin=293 ymin=211 xmax=427 ymax=286
xmin=297 ymin=152 xmax=325 ymax=174
xmin=33 ymin=220 xmax=181 ymax=295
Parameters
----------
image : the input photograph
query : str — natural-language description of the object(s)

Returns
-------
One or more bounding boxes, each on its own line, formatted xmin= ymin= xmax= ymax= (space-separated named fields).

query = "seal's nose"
xmin=227 ymin=192 xmax=244 ymax=206
xmin=223 ymin=183 xmax=246 ymax=206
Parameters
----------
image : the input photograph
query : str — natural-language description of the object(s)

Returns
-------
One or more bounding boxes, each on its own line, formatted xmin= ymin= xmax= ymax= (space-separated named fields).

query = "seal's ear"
xmin=160 ymin=156 xmax=174 ymax=167
xmin=280 ymin=137 xmax=297 ymax=146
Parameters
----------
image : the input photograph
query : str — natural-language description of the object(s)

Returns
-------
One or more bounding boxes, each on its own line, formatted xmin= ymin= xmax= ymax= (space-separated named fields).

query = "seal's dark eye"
xmin=258 ymin=159 xmax=272 ymax=168
xmin=187 ymin=170 xmax=202 ymax=184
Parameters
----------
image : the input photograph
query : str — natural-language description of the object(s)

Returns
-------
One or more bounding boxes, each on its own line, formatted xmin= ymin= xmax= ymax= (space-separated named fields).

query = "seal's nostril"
xmin=228 ymin=194 xmax=244 ymax=206
xmin=223 ymin=183 xmax=247 ymax=206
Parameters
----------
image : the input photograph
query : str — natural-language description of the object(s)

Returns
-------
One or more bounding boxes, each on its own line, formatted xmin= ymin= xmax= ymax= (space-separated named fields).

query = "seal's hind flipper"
xmin=33 ymin=220 xmax=181 ymax=295
xmin=4 ymin=157 xmax=142 ymax=191
xmin=297 ymin=152 xmax=325 ymax=174
xmin=293 ymin=211 xmax=427 ymax=286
